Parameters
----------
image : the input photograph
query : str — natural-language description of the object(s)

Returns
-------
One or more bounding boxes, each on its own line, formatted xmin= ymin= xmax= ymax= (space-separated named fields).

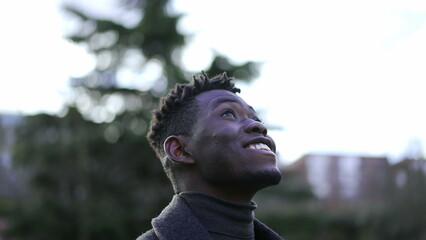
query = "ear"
xmin=164 ymin=135 xmax=195 ymax=165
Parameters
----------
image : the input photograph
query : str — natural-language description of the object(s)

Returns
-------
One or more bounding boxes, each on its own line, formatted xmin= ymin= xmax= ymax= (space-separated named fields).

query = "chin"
xmin=241 ymin=168 xmax=282 ymax=189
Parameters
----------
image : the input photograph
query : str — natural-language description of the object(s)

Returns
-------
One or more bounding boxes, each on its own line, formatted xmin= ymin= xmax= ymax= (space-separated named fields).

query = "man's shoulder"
xmin=254 ymin=219 xmax=285 ymax=240
xmin=136 ymin=195 xmax=212 ymax=240
xmin=136 ymin=229 xmax=158 ymax=240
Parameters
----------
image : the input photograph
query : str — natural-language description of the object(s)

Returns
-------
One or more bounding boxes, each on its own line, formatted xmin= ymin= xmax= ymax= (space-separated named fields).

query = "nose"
xmin=244 ymin=119 xmax=268 ymax=136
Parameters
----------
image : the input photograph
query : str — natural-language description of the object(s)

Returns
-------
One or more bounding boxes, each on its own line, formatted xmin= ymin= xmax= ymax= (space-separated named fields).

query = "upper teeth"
xmin=247 ymin=143 xmax=271 ymax=151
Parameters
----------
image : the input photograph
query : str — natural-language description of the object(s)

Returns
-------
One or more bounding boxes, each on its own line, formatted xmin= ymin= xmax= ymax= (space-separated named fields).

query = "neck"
xmin=176 ymin=171 xmax=262 ymax=204
xmin=178 ymin=184 xmax=257 ymax=205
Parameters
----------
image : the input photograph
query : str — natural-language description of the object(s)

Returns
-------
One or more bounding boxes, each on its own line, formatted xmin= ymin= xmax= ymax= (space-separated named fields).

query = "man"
xmin=137 ymin=72 xmax=284 ymax=240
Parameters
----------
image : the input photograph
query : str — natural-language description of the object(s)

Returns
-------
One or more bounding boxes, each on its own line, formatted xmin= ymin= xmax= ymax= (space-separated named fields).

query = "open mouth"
xmin=245 ymin=143 xmax=272 ymax=152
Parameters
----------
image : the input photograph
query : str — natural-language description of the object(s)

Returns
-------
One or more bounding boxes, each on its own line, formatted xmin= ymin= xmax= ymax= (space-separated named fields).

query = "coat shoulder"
xmin=254 ymin=219 xmax=284 ymax=240
xmin=136 ymin=229 xmax=158 ymax=240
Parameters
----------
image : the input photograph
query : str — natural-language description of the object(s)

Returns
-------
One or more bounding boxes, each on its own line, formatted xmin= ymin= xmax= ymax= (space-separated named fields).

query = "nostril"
xmin=260 ymin=127 xmax=268 ymax=136
xmin=248 ymin=123 xmax=268 ymax=136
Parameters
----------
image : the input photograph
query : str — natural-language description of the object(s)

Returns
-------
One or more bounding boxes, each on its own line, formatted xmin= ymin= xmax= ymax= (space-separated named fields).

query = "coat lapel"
xmin=254 ymin=219 xmax=284 ymax=240
xmin=152 ymin=195 xmax=213 ymax=240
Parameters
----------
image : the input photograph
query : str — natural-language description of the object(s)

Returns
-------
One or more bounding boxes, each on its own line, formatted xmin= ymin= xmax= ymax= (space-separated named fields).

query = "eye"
xmin=253 ymin=116 xmax=262 ymax=123
xmin=221 ymin=109 xmax=236 ymax=119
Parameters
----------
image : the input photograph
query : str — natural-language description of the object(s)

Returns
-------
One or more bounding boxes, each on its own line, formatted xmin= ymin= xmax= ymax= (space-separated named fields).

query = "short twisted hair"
xmin=147 ymin=72 xmax=240 ymax=160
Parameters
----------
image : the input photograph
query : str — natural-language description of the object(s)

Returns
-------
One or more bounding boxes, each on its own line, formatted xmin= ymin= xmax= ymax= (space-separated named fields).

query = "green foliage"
xmin=7 ymin=108 xmax=172 ymax=239
xmin=207 ymin=55 xmax=259 ymax=81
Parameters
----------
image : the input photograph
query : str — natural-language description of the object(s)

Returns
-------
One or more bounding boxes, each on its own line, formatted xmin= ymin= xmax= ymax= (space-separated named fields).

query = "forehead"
xmin=195 ymin=89 xmax=253 ymax=111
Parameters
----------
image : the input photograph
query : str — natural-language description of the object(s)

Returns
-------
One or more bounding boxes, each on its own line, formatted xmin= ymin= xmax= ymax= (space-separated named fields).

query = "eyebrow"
xmin=211 ymin=97 xmax=256 ymax=113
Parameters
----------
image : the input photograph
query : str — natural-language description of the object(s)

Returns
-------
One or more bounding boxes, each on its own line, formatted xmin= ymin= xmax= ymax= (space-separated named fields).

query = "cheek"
xmin=190 ymin=123 xmax=241 ymax=164
xmin=202 ymin=127 xmax=240 ymax=164
xmin=211 ymin=125 xmax=240 ymax=143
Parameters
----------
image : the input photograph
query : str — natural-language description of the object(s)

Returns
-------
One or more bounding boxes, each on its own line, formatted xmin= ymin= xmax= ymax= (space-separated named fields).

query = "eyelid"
xmin=219 ymin=107 xmax=261 ymax=122
xmin=253 ymin=116 xmax=262 ymax=122
xmin=221 ymin=109 xmax=236 ymax=118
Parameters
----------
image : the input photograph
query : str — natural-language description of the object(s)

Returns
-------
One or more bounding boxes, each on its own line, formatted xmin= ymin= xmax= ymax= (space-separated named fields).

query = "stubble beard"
xmin=212 ymin=167 xmax=282 ymax=194
xmin=239 ymin=168 xmax=282 ymax=190
xmin=208 ymin=166 xmax=282 ymax=193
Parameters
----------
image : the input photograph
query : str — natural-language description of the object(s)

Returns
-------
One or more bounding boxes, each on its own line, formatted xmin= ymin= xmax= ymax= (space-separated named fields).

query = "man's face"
xmin=186 ymin=89 xmax=281 ymax=191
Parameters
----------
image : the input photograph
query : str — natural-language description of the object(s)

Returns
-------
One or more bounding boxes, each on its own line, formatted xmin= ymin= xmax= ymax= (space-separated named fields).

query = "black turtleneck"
xmin=179 ymin=192 xmax=257 ymax=240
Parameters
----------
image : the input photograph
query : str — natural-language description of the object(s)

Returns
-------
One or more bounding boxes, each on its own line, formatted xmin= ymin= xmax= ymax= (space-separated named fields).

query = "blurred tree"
xmin=8 ymin=108 xmax=169 ymax=240
xmin=4 ymin=0 xmax=259 ymax=239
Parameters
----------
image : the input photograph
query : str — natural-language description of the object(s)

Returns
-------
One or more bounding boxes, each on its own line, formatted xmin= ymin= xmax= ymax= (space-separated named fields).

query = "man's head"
xmin=148 ymin=72 xmax=240 ymax=159
xmin=148 ymin=72 xmax=281 ymax=202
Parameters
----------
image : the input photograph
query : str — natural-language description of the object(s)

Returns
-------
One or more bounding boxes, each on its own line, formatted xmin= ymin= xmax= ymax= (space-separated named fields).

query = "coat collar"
xmin=152 ymin=195 xmax=213 ymax=240
xmin=151 ymin=194 xmax=284 ymax=240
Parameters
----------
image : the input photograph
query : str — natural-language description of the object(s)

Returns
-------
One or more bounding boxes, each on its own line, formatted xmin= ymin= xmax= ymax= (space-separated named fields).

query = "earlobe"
xmin=164 ymin=136 xmax=195 ymax=164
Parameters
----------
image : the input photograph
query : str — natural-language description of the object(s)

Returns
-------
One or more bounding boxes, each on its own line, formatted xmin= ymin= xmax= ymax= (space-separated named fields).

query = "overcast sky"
xmin=1 ymin=0 xmax=425 ymax=164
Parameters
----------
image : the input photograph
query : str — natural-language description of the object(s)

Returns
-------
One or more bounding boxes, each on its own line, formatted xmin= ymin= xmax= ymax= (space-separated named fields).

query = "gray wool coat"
xmin=136 ymin=195 xmax=284 ymax=240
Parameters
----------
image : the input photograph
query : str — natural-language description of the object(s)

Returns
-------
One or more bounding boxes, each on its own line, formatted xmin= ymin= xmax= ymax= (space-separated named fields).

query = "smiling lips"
xmin=245 ymin=143 xmax=272 ymax=152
